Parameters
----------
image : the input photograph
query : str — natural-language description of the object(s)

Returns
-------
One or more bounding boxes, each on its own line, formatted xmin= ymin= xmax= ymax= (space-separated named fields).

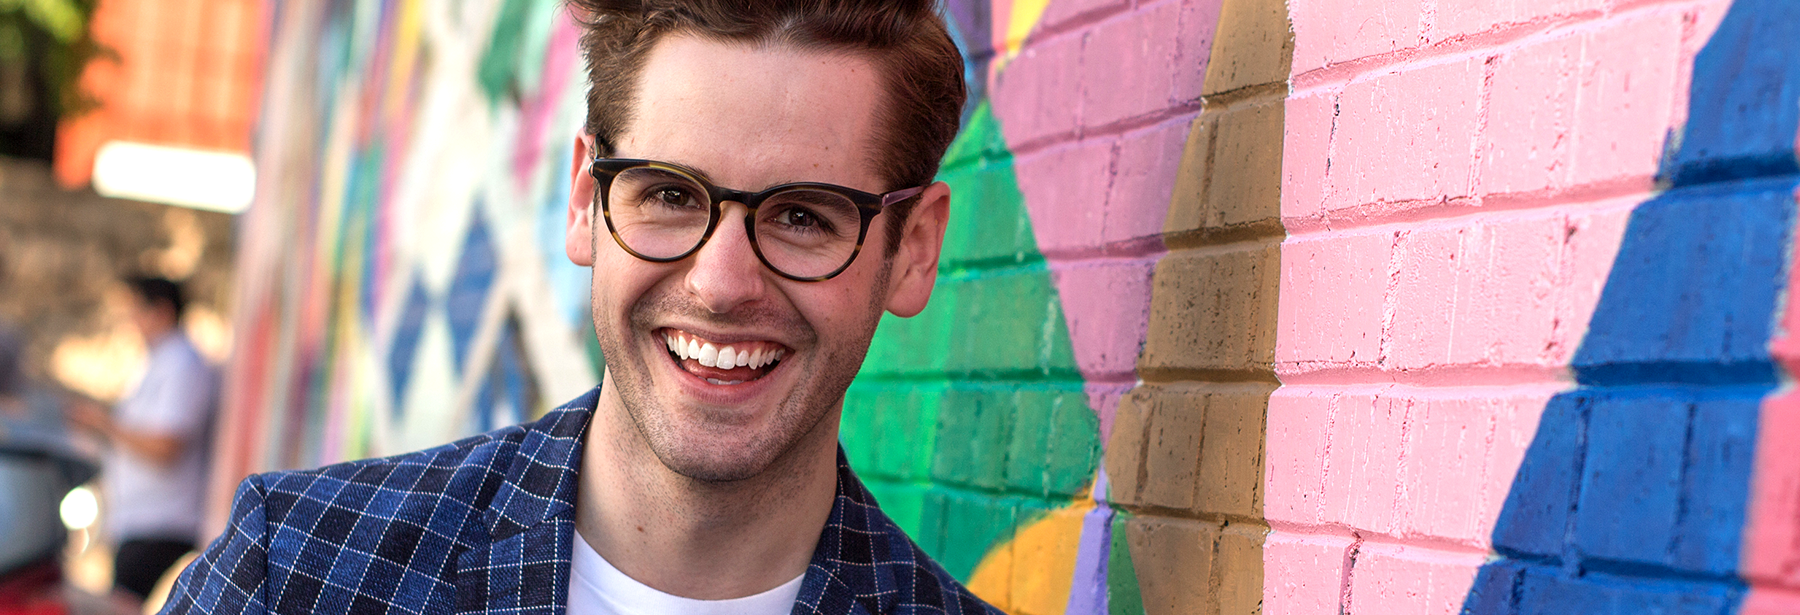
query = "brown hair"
xmin=567 ymin=0 xmax=967 ymax=252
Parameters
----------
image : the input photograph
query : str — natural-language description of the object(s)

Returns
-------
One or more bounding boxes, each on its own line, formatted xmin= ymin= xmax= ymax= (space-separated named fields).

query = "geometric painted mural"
xmin=219 ymin=0 xmax=1800 ymax=612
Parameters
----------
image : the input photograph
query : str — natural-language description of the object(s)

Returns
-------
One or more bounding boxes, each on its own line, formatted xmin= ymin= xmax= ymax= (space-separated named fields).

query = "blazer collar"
xmin=455 ymin=386 xmax=597 ymax=615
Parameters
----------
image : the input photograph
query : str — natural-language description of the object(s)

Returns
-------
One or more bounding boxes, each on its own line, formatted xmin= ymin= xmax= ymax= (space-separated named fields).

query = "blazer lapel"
xmin=451 ymin=393 xmax=596 ymax=615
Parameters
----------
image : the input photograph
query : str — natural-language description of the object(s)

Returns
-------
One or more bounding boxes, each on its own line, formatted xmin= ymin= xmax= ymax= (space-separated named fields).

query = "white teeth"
xmin=664 ymin=330 xmax=786 ymax=370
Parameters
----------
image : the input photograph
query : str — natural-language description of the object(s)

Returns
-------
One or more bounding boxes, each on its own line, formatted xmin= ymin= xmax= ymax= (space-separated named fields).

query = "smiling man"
xmin=160 ymin=1 xmax=995 ymax=614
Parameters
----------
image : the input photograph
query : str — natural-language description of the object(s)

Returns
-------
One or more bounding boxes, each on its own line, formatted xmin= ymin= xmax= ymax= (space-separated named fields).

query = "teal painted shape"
xmin=842 ymin=100 xmax=1102 ymax=582
xmin=1107 ymin=512 xmax=1145 ymax=615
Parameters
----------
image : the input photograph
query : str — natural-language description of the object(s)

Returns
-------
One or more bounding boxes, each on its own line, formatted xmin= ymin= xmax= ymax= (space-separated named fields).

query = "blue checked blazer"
xmin=159 ymin=387 xmax=1000 ymax=615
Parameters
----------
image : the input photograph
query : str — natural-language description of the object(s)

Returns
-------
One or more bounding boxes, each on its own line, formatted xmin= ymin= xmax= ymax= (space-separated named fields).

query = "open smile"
xmin=657 ymin=328 xmax=791 ymax=386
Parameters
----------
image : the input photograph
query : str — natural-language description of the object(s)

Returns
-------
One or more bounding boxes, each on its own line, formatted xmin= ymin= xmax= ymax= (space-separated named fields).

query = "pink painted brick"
xmin=1568 ymin=10 xmax=1682 ymax=189
xmin=1387 ymin=213 xmax=1563 ymax=371
xmin=1328 ymin=59 xmax=1483 ymax=211
xmin=992 ymin=29 xmax=1085 ymax=147
xmin=1263 ymin=532 xmax=1354 ymax=615
xmin=1743 ymin=588 xmax=1800 ymax=615
xmin=1105 ymin=117 xmax=1193 ymax=245
xmin=1481 ymin=12 xmax=1681 ymax=196
xmin=1480 ymin=30 xmax=1579 ymax=196
xmin=1399 ymin=390 xmax=1554 ymax=546
xmin=1321 ymin=393 xmax=1407 ymax=534
xmin=1266 ymin=387 xmax=1335 ymax=524
xmin=1429 ymin=0 xmax=1605 ymax=43
xmin=1553 ymin=198 xmax=1634 ymax=363
xmin=1081 ymin=0 xmax=1183 ymax=129
xmin=1345 ymin=543 xmax=1486 ymax=615
xmin=1172 ymin=0 xmax=1226 ymax=103
xmin=1744 ymin=392 xmax=1800 ymax=588
xmin=1484 ymin=384 xmax=1552 ymax=527
xmin=1035 ymin=0 xmax=1131 ymax=34
xmin=1290 ymin=0 xmax=1422 ymax=74
xmin=1012 ymin=137 xmax=1114 ymax=254
xmin=1397 ymin=395 xmax=1495 ymax=545
xmin=1281 ymin=90 xmax=1336 ymax=225
xmin=1086 ymin=382 xmax=1134 ymax=447
xmin=1276 ymin=230 xmax=1392 ymax=372
xmin=1050 ymin=258 xmax=1157 ymax=381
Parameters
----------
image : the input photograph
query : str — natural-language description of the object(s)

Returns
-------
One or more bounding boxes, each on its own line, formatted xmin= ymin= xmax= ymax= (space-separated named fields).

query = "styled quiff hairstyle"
xmin=567 ymin=0 xmax=967 ymax=246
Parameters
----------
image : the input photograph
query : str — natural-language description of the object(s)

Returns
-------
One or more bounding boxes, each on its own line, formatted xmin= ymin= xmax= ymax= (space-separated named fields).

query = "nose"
xmin=684 ymin=202 xmax=768 ymax=313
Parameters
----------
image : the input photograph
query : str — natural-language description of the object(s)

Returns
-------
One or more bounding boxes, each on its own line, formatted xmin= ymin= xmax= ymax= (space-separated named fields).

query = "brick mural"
xmin=220 ymin=0 xmax=1800 ymax=613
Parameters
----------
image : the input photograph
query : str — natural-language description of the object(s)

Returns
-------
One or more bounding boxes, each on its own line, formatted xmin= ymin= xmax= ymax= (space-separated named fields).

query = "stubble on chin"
xmin=594 ymin=282 xmax=884 ymax=484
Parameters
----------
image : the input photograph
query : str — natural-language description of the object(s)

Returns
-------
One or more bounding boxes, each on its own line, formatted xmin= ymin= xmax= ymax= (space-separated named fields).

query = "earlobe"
xmin=566 ymin=134 xmax=597 ymax=266
xmin=883 ymin=181 xmax=951 ymax=318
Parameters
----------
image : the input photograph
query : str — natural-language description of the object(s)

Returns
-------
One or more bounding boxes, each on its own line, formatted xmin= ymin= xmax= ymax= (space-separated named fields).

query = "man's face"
xmin=565 ymin=35 xmax=949 ymax=482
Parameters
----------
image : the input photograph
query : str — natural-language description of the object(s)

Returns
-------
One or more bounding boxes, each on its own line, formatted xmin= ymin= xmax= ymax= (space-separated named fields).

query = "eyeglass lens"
xmin=607 ymin=166 xmax=865 ymax=279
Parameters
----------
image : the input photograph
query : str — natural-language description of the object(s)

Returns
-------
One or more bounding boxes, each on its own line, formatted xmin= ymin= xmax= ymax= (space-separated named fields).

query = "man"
xmin=162 ymin=0 xmax=991 ymax=613
xmin=67 ymin=277 xmax=216 ymax=605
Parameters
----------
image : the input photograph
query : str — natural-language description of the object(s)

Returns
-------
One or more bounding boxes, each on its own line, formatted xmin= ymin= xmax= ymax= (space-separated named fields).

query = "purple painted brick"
xmin=1082 ymin=0 xmax=1184 ymax=129
xmin=993 ymin=28 xmax=1085 ymax=147
xmin=1014 ymin=137 xmax=1116 ymax=255
xmin=1105 ymin=117 xmax=1193 ymax=245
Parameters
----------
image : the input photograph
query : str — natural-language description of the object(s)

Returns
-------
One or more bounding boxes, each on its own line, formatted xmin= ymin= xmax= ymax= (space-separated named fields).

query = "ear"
xmin=566 ymin=134 xmax=598 ymax=267
xmin=882 ymin=181 xmax=951 ymax=318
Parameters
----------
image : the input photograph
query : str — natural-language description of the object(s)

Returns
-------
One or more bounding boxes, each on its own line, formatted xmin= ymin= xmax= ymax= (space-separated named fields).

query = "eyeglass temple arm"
xmin=881 ymin=186 xmax=926 ymax=208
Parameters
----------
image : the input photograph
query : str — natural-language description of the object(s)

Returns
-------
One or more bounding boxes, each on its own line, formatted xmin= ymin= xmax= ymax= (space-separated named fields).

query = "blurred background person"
xmin=65 ymin=277 xmax=216 ymax=609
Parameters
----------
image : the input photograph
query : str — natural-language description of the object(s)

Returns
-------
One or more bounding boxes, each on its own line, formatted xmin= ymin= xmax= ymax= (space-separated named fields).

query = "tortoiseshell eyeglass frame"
xmin=589 ymin=157 xmax=924 ymax=282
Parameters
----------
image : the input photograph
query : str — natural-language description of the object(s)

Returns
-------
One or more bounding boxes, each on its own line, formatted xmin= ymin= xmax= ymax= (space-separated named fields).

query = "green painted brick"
xmin=863 ymin=480 xmax=927 ymax=539
xmin=1046 ymin=388 xmax=1103 ymax=497
xmin=939 ymin=100 xmax=1011 ymax=172
xmin=943 ymin=268 xmax=1081 ymax=377
xmin=931 ymin=386 xmax=1014 ymax=490
xmin=1109 ymin=511 xmax=1147 ymax=615
xmin=942 ymin=163 xmax=1033 ymax=269
xmin=925 ymin=489 xmax=1020 ymax=581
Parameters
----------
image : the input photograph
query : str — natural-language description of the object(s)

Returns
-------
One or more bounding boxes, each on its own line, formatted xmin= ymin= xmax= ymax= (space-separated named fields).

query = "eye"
xmin=776 ymin=207 xmax=820 ymax=228
xmin=650 ymin=186 xmax=698 ymax=208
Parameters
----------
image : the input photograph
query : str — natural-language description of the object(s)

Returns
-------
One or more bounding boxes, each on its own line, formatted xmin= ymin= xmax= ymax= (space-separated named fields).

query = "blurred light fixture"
xmin=92 ymin=141 xmax=255 ymax=213
xmin=60 ymin=485 xmax=98 ymax=530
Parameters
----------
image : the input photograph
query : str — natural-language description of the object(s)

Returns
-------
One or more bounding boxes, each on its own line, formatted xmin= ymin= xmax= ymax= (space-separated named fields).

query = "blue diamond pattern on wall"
xmin=448 ymin=209 xmax=498 ymax=372
xmin=387 ymin=276 xmax=432 ymax=415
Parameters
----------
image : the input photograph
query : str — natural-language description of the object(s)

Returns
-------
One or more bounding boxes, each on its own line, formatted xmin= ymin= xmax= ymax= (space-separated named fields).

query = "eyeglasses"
xmin=589 ymin=158 xmax=924 ymax=281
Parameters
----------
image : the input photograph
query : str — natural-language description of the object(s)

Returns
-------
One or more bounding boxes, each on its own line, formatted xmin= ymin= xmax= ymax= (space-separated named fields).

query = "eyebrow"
xmin=612 ymin=153 xmax=821 ymax=192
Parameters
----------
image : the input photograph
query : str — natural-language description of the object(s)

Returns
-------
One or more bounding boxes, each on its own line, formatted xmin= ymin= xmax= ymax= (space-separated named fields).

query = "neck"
xmin=575 ymin=371 xmax=839 ymax=600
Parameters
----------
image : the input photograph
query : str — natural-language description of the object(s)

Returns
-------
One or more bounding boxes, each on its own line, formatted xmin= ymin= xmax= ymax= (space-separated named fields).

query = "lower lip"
xmin=654 ymin=334 xmax=784 ymax=405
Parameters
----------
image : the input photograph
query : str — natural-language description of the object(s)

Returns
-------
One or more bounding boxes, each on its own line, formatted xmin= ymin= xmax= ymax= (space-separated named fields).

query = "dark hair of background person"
xmin=125 ymin=276 xmax=186 ymax=321
xmin=567 ymin=0 xmax=968 ymax=256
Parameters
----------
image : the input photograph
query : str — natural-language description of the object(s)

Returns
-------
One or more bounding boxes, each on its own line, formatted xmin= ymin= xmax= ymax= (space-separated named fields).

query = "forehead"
xmin=617 ymin=35 xmax=887 ymax=191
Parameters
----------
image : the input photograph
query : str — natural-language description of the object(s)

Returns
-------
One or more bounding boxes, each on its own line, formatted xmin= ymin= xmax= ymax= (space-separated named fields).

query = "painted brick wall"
xmin=1271 ymin=0 xmax=1800 ymax=614
xmin=218 ymin=0 xmax=1800 ymax=613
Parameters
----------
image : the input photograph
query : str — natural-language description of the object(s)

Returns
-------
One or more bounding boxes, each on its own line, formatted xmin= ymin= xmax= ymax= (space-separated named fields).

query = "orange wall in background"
xmin=54 ymin=0 xmax=266 ymax=188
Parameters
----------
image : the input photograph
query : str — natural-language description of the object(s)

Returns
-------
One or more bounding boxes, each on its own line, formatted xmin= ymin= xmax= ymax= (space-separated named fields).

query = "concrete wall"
xmin=222 ymin=0 xmax=1800 ymax=613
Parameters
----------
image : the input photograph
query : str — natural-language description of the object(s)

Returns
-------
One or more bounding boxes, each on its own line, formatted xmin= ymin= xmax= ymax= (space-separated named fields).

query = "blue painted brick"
xmin=1493 ymin=392 xmax=1588 ymax=559
xmin=1518 ymin=568 xmax=1738 ymax=615
xmin=1461 ymin=560 xmax=1525 ymax=615
xmin=1666 ymin=0 xmax=1800 ymax=186
xmin=1573 ymin=186 xmax=1792 ymax=386
xmin=1573 ymin=389 xmax=1687 ymax=567
xmin=1671 ymin=390 xmax=1764 ymax=575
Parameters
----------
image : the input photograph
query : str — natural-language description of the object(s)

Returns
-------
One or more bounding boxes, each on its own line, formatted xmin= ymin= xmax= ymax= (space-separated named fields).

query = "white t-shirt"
xmin=103 ymin=332 xmax=216 ymax=543
xmin=567 ymin=537 xmax=805 ymax=615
